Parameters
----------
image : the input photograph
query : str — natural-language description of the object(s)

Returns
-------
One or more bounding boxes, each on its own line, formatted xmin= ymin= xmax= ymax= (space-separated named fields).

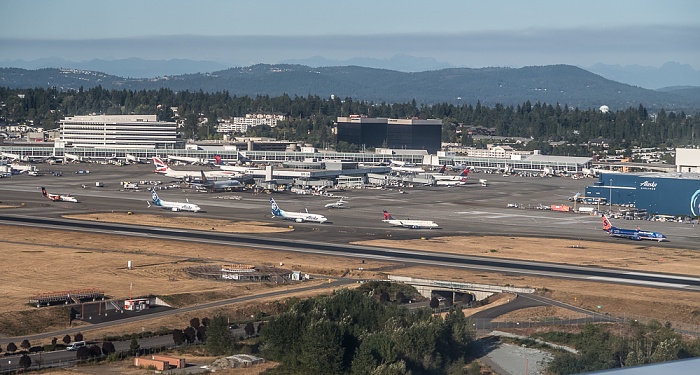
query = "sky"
xmin=1 ymin=0 xmax=699 ymax=69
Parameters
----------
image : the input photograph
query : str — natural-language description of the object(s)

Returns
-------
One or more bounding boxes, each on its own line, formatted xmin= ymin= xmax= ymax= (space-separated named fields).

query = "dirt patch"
xmin=0 ymin=222 xmax=386 ymax=337
xmin=491 ymin=306 xmax=591 ymax=322
xmin=355 ymin=236 xmax=700 ymax=275
xmin=63 ymin=212 xmax=293 ymax=233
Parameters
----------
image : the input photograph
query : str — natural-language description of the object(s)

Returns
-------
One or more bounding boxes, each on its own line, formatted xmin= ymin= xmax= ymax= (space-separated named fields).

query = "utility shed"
xmin=585 ymin=172 xmax=700 ymax=216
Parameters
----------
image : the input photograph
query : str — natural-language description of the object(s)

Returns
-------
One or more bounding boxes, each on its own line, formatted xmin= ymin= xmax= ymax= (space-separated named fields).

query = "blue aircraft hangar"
xmin=585 ymin=172 xmax=700 ymax=217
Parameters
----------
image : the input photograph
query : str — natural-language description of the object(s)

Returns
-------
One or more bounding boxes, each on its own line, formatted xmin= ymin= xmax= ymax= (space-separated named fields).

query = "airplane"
xmin=41 ymin=187 xmax=78 ymax=203
xmin=166 ymin=154 xmax=208 ymax=165
xmin=449 ymin=163 xmax=470 ymax=172
xmin=126 ymin=154 xmax=147 ymax=164
xmin=325 ymin=199 xmax=348 ymax=209
xmin=147 ymin=187 xmax=201 ymax=212
xmin=270 ymin=198 xmax=328 ymax=223
xmin=152 ymin=157 xmax=239 ymax=179
xmin=382 ymin=210 xmax=439 ymax=229
xmin=435 ymin=168 xmax=471 ymax=186
xmin=389 ymin=160 xmax=424 ymax=174
xmin=191 ymin=170 xmax=244 ymax=191
xmin=601 ymin=214 xmax=666 ymax=242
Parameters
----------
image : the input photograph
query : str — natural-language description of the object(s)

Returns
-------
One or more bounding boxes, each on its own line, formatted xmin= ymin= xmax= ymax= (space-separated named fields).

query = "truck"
xmin=121 ymin=181 xmax=139 ymax=190
xmin=95 ymin=181 xmax=104 ymax=187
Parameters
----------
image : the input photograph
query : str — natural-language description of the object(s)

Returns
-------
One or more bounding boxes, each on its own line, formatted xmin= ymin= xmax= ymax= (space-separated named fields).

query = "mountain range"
xmin=1 ymin=64 xmax=698 ymax=112
xmin=2 ymin=56 xmax=699 ymax=90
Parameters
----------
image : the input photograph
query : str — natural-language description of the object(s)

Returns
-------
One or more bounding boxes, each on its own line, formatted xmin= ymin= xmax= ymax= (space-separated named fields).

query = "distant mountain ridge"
xmin=2 ymin=56 xmax=698 ymax=89
xmin=0 ymin=57 xmax=230 ymax=78
xmin=0 ymin=64 xmax=698 ymax=111
xmin=586 ymin=61 xmax=700 ymax=90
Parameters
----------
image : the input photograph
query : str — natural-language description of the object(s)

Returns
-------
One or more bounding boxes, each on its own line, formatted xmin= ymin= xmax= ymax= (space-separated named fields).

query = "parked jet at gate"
xmin=41 ymin=187 xmax=78 ymax=203
xmin=389 ymin=160 xmax=424 ymax=174
xmin=152 ymin=157 xmax=238 ymax=179
xmin=270 ymin=198 xmax=327 ymax=223
xmin=601 ymin=214 xmax=666 ymax=242
xmin=147 ymin=188 xmax=201 ymax=212
xmin=382 ymin=210 xmax=439 ymax=229
xmin=192 ymin=171 xmax=244 ymax=191
xmin=435 ymin=168 xmax=470 ymax=186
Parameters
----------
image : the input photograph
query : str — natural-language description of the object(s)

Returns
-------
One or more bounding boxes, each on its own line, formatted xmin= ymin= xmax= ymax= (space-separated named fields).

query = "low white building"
xmin=676 ymin=148 xmax=700 ymax=173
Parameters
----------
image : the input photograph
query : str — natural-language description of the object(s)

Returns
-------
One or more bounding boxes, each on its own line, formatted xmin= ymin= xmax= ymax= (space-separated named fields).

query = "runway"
xmin=1 ymin=214 xmax=698 ymax=291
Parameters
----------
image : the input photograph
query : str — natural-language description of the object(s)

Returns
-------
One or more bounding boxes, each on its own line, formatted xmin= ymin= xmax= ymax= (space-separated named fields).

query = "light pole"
xmin=609 ymin=178 xmax=613 ymax=212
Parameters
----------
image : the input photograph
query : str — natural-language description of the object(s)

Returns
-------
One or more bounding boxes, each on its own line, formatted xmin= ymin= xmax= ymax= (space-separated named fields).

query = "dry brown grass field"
xmin=2 ymin=212 xmax=699 ymax=342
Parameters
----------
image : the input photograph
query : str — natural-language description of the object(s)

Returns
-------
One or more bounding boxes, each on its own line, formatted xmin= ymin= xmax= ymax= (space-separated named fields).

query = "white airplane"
xmin=382 ymin=210 xmax=439 ymax=229
xmin=435 ymin=168 xmax=470 ymax=186
xmin=41 ymin=187 xmax=78 ymax=203
xmin=152 ymin=157 xmax=239 ymax=179
xmin=191 ymin=170 xmax=244 ymax=191
xmin=147 ymin=188 xmax=201 ymax=212
xmin=325 ymin=199 xmax=348 ymax=209
xmin=270 ymin=198 xmax=327 ymax=223
xmin=389 ymin=160 xmax=424 ymax=174
xmin=167 ymin=155 xmax=208 ymax=165
xmin=126 ymin=154 xmax=147 ymax=164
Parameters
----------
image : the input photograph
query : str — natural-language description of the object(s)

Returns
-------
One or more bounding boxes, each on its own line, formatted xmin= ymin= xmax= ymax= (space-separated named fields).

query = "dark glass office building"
xmin=336 ymin=116 xmax=442 ymax=153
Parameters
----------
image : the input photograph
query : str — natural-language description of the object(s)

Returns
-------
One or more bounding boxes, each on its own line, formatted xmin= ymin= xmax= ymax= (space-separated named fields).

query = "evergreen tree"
xmin=205 ymin=315 xmax=233 ymax=356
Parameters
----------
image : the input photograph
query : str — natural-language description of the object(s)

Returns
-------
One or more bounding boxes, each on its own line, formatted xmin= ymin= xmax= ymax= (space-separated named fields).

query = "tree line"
xmin=1 ymin=86 xmax=698 ymax=153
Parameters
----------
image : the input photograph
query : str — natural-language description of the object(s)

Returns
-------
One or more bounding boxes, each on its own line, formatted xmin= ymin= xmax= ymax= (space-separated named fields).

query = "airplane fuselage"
xmin=382 ymin=219 xmax=439 ymax=229
xmin=607 ymin=227 xmax=666 ymax=242
xmin=270 ymin=198 xmax=327 ymax=223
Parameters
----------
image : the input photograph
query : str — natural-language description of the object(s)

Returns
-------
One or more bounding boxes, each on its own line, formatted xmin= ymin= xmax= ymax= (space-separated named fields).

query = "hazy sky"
xmin=1 ymin=0 xmax=698 ymax=69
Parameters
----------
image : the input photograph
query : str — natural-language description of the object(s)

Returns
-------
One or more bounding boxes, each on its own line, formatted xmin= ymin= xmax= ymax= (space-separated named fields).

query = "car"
xmin=66 ymin=341 xmax=86 ymax=351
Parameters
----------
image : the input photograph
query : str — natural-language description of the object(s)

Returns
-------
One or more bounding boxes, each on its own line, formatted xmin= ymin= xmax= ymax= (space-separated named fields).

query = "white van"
xmin=66 ymin=341 xmax=86 ymax=351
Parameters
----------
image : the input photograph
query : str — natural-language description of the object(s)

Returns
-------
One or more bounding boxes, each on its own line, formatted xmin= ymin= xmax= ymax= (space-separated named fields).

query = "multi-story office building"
xmin=217 ymin=114 xmax=287 ymax=134
xmin=56 ymin=115 xmax=181 ymax=149
xmin=336 ymin=116 xmax=442 ymax=153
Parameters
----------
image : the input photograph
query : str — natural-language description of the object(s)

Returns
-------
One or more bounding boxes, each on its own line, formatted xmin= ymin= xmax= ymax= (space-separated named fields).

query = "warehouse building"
xmin=585 ymin=172 xmax=700 ymax=217
xmin=676 ymin=148 xmax=700 ymax=173
xmin=336 ymin=116 xmax=442 ymax=153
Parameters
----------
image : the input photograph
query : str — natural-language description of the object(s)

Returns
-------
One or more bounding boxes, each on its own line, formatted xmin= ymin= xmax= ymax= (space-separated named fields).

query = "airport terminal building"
xmin=585 ymin=172 xmax=700 ymax=217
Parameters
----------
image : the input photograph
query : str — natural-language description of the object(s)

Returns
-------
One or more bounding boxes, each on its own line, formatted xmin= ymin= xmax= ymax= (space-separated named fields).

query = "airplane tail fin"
xmin=152 ymin=157 xmax=169 ymax=173
xmin=602 ymin=214 xmax=613 ymax=232
xmin=41 ymin=187 xmax=48 ymax=197
xmin=150 ymin=187 xmax=161 ymax=205
xmin=460 ymin=168 xmax=470 ymax=177
xmin=439 ymin=165 xmax=446 ymax=174
xmin=200 ymin=170 xmax=209 ymax=183
xmin=214 ymin=155 xmax=222 ymax=165
xmin=270 ymin=198 xmax=283 ymax=217
xmin=383 ymin=210 xmax=394 ymax=220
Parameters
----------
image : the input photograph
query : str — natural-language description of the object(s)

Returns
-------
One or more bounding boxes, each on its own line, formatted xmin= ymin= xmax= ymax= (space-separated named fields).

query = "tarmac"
xmin=1 ymin=161 xmax=698 ymax=249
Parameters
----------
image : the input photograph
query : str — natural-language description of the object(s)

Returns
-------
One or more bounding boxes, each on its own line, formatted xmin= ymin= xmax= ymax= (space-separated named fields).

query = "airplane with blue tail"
xmin=147 ymin=187 xmax=201 ymax=212
xmin=270 ymin=198 xmax=327 ymax=223
xmin=601 ymin=214 xmax=666 ymax=242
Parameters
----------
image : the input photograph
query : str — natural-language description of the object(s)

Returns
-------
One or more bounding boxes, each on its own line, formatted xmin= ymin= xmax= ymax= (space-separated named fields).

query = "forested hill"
xmin=0 ymin=64 xmax=697 ymax=111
